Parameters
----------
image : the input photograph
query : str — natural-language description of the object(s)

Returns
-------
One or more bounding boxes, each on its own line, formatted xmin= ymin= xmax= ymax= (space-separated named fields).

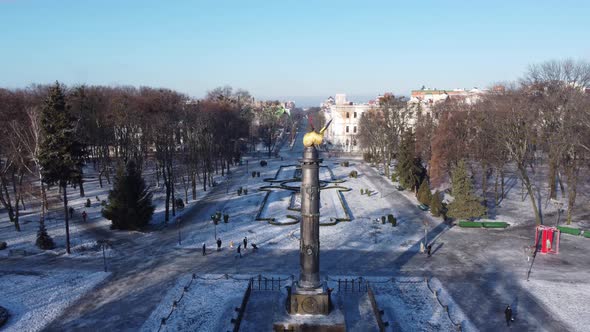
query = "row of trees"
xmin=359 ymin=59 xmax=590 ymax=224
xmin=0 ymin=83 xmax=291 ymax=252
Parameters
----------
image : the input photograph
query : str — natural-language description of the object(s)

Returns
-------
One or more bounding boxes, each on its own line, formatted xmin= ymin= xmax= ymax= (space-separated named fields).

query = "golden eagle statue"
xmin=303 ymin=116 xmax=332 ymax=148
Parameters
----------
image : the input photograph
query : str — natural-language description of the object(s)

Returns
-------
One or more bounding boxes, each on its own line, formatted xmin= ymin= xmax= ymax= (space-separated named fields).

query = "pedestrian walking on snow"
xmin=217 ymin=238 xmax=222 ymax=251
xmin=202 ymin=242 xmax=206 ymax=256
xmin=236 ymin=244 xmax=242 ymax=258
xmin=251 ymin=243 xmax=258 ymax=251
xmin=69 ymin=207 xmax=74 ymax=218
xmin=82 ymin=211 xmax=87 ymax=222
xmin=243 ymin=237 xmax=248 ymax=249
xmin=505 ymin=305 xmax=513 ymax=326
xmin=427 ymin=244 xmax=432 ymax=257
xmin=230 ymin=240 xmax=234 ymax=249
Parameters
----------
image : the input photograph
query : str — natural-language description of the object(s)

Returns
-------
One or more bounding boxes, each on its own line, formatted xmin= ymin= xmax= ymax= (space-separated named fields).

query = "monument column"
xmin=288 ymin=145 xmax=330 ymax=315
xmin=298 ymin=146 xmax=322 ymax=289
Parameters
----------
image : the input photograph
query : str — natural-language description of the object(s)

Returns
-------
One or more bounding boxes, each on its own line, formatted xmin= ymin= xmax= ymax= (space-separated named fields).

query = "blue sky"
xmin=1 ymin=0 xmax=588 ymax=106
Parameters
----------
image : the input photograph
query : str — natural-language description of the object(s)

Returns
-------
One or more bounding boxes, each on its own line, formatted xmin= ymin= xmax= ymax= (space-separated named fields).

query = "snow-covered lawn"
xmin=366 ymin=277 xmax=467 ymax=332
xmin=0 ymin=269 xmax=110 ymax=332
xmin=177 ymin=160 xmax=443 ymax=253
xmin=0 ymin=162 xmax=237 ymax=258
xmin=519 ymin=279 xmax=590 ymax=332
xmin=141 ymin=274 xmax=249 ymax=332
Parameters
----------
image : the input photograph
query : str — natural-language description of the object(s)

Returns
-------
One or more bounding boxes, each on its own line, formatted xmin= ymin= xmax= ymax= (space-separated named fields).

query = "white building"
xmin=408 ymin=88 xmax=488 ymax=114
xmin=322 ymin=94 xmax=372 ymax=152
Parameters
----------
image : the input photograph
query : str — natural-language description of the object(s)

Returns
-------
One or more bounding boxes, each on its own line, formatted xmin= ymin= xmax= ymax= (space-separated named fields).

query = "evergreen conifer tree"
xmin=430 ymin=190 xmax=444 ymax=217
xmin=417 ymin=179 xmax=432 ymax=205
xmin=447 ymin=160 xmax=486 ymax=220
xmin=36 ymin=222 xmax=55 ymax=250
xmin=38 ymin=82 xmax=84 ymax=254
xmin=103 ymin=161 xmax=154 ymax=230
xmin=396 ymin=129 xmax=426 ymax=191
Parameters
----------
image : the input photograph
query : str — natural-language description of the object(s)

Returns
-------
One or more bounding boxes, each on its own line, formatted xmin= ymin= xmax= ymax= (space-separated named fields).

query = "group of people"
xmin=68 ymin=207 xmax=88 ymax=222
xmin=201 ymin=236 xmax=258 ymax=257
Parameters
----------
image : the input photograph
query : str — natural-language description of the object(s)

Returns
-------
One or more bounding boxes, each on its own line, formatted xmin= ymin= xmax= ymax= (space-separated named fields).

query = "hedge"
xmin=483 ymin=222 xmax=509 ymax=229
xmin=557 ymin=226 xmax=582 ymax=236
xmin=583 ymin=231 xmax=590 ymax=239
xmin=458 ymin=221 xmax=482 ymax=228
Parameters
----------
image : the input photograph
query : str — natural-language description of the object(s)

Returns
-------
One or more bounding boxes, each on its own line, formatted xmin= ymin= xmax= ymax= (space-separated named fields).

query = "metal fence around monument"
xmin=249 ymin=274 xmax=294 ymax=291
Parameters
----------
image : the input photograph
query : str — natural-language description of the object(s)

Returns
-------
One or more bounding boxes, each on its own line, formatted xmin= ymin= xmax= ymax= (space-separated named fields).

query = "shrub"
xmin=341 ymin=161 xmax=349 ymax=167
xmin=96 ymin=196 xmax=100 ymax=201
xmin=35 ymin=223 xmax=55 ymax=250
xmin=365 ymin=189 xmax=371 ymax=196
xmin=391 ymin=171 xmax=398 ymax=182
xmin=252 ymin=171 xmax=256 ymax=178
xmin=85 ymin=198 xmax=91 ymax=208
xmin=101 ymin=200 xmax=107 ymax=206
xmin=257 ymin=171 xmax=261 ymax=177
xmin=211 ymin=212 xmax=222 ymax=225
xmin=363 ymin=152 xmax=376 ymax=163
xmin=175 ymin=198 xmax=185 ymax=209
xmin=243 ymin=188 xmax=248 ymax=195
xmin=360 ymin=188 xmax=364 ymax=195
xmin=223 ymin=214 xmax=229 ymax=223
xmin=349 ymin=170 xmax=358 ymax=178
xmin=260 ymin=160 xmax=267 ymax=167
xmin=0 ymin=241 xmax=6 ymax=250
xmin=238 ymin=187 xmax=243 ymax=196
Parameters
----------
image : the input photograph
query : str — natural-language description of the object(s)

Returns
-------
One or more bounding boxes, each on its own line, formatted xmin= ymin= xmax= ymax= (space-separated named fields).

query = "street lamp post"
xmin=551 ymin=199 xmax=564 ymax=227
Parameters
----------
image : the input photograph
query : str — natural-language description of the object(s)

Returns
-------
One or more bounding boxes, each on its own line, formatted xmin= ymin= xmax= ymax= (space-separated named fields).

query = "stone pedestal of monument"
xmin=288 ymin=284 xmax=330 ymax=315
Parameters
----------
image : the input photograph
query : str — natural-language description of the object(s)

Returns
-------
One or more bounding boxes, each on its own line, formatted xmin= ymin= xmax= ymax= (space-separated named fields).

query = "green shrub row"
xmin=458 ymin=221 xmax=509 ymax=228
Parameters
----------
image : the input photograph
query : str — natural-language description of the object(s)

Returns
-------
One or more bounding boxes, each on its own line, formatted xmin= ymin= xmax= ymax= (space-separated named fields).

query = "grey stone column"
xmin=298 ymin=146 xmax=322 ymax=289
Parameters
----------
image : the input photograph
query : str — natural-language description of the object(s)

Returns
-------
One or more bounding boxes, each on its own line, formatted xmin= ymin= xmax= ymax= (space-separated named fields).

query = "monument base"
xmin=277 ymin=290 xmax=344 ymax=332
xmin=288 ymin=282 xmax=331 ymax=315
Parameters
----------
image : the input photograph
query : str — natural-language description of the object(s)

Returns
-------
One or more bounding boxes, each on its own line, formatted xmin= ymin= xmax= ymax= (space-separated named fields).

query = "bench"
xmin=557 ymin=226 xmax=582 ymax=236
xmin=483 ymin=222 xmax=509 ymax=228
xmin=8 ymin=249 xmax=27 ymax=257
xmin=458 ymin=221 xmax=482 ymax=228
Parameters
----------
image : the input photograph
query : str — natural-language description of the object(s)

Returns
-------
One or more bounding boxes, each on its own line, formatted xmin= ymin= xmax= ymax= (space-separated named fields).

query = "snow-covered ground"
xmin=367 ymin=277 xmax=461 ymax=332
xmin=0 ymin=269 xmax=109 ymax=332
xmin=518 ymin=279 xmax=590 ymax=332
xmin=0 ymin=163 xmax=233 ymax=258
xmin=177 ymin=159 xmax=441 ymax=253
xmin=141 ymin=274 xmax=249 ymax=332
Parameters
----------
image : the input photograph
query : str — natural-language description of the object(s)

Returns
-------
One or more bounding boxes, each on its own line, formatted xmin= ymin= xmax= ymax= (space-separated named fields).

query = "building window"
xmin=353 ymin=139 xmax=357 ymax=146
xmin=353 ymin=126 xmax=357 ymax=133
xmin=346 ymin=126 xmax=349 ymax=133
xmin=346 ymin=139 xmax=349 ymax=146
xmin=346 ymin=112 xmax=350 ymax=118
xmin=354 ymin=112 xmax=357 ymax=118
